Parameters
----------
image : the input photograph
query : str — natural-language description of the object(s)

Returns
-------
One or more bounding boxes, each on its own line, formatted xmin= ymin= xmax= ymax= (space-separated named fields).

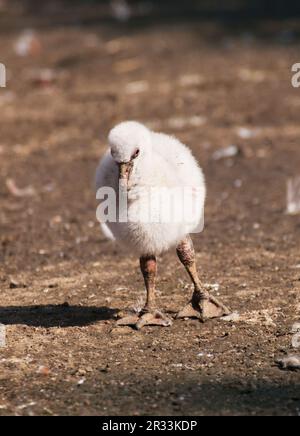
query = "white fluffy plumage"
xmin=96 ymin=121 xmax=206 ymax=256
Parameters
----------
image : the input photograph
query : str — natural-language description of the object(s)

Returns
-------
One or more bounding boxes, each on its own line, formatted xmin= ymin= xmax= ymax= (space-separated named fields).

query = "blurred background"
xmin=2 ymin=0 xmax=300 ymax=23
xmin=0 ymin=0 xmax=300 ymax=417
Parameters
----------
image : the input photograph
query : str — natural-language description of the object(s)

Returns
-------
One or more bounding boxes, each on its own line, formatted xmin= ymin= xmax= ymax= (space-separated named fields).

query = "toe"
xmin=201 ymin=298 xmax=230 ymax=320
xmin=176 ymin=302 xmax=202 ymax=320
xmin=117 ymin=314 xmax=139 ymax=326
xmin=135 ymin=311 xmax=173 ymax=330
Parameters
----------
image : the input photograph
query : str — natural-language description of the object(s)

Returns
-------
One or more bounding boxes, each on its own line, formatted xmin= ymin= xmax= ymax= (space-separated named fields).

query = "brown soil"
xmin=0 ymin=6 xmax=300 ymax=415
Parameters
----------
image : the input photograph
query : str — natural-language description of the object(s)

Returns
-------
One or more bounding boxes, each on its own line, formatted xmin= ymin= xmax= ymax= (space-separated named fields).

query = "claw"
xmin=177 ymin=292 xmax=231 ymax=322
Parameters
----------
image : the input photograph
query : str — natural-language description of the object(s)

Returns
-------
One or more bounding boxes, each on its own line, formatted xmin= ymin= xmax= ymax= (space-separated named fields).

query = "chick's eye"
xmin=132 ymin=148 xmax=140 ymax=159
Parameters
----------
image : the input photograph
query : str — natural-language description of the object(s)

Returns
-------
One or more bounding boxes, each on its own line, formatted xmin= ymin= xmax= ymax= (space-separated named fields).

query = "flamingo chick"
xmin=96 ymin=121 xmax=230 ymax=329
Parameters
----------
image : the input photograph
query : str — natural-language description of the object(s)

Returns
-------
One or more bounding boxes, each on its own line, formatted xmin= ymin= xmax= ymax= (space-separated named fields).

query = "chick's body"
xmin=95 ymin=121 xmax=230 ymax=329
xmin=96 ymin=123 xmax=206 ymax=255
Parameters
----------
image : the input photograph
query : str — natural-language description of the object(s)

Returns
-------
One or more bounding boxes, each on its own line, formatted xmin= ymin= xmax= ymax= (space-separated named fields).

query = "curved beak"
xmin=118 ymin=161 xmax=133 ymax=184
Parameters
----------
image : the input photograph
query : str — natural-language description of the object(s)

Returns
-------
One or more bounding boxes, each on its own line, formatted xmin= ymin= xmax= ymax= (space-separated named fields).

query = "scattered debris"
xmin=37 ymin=366 xmax=50 ymax=376
xmin=49 ymin=215 xmax=62 ymax=227
xmin=234 ymin=179 xmax=243 ymax=188
xmin=291 ymin=264 xmax=300 ymax=269
xmin=17 ymin=401 xmax=36 ymax=410
xmin=75 ymin=236 xmax=89 ymax=245
xmin=221 ymin=312 xmax=240 ymax=322
xmin=99 ymin=364 xmax=110 ymax=373
xmin=179 ymin=74 xmax=204 ymax=87
xmin=287 ymin=177 xmax=300 ymax=215
xmin=236 ymin=127 xmax=257 ymax=139
xmin=125 ymin=80 xmax=149 ymax=95
xmin=276 ymin=355 xmax=300 ymax=371
xmin=6 ymin=178 xmax=36 ymax=197
xmin=167 ymin=115 xmax=206 ymax=130
xmin=147 ymin=115 xmax=206 ymax=131
xmin=197 ymin=353 xmax=214 ymax=358
xmin=212 ymin=145 xmax=239 ymax=160
xmin=220 ymin=309 xmax=279 ymax=327
xmin=14 ymin=30 xmax=41 ymax=57
xmin=9 ymin=278 xmax=27 ymax=289
xmin=203 ymin=283 xmax=220 ymax=293
xmin=243 ymin=309 xmax=277 ymax=327
xmin=292 ymin=322 xmax=300 ymax=334
xmin=77 ymin=378 xmax=86 ymax=386
xmin=292 ymin=334 xmax=300 ymax=349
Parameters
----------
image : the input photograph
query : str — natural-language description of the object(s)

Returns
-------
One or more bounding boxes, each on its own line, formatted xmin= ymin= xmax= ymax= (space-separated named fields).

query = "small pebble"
xmin=212 ymin=145 xmax=239 ymax=160
xmin=291 ymin=322 xmax=300 ymax=333
xmin=276 ymin=355 xmax=300 ymax=371
xmin=9 ymin=278 xmax=26 ymax=289
xmin=221 ymin=312 xmax=240 ymax=322
xmin=37 ymin=366 xmax=50 ymax=376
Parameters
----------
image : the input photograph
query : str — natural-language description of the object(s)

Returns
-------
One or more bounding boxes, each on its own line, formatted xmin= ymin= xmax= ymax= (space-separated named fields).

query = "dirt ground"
xmin=1 ymin=5 xmax=300 ymax=416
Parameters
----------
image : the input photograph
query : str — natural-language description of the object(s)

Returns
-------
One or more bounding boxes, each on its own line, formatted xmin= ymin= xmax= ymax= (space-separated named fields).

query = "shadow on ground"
xmin=173 ymin=379 xmax=300 ymax=415
xmin=0 ymin=305 xmax=118 ymax=327
xmin=92 ymin=376 xmax=300 ymax=416
xmin=8 ymin=375 xmax=299 ymax=416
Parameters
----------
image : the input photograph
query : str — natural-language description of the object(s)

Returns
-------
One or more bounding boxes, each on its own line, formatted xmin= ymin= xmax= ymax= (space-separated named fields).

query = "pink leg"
xmin=117 ymin=255 xmax=172 ymax=330
xmin=176 ymin=236 xmax=230 ymax=322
